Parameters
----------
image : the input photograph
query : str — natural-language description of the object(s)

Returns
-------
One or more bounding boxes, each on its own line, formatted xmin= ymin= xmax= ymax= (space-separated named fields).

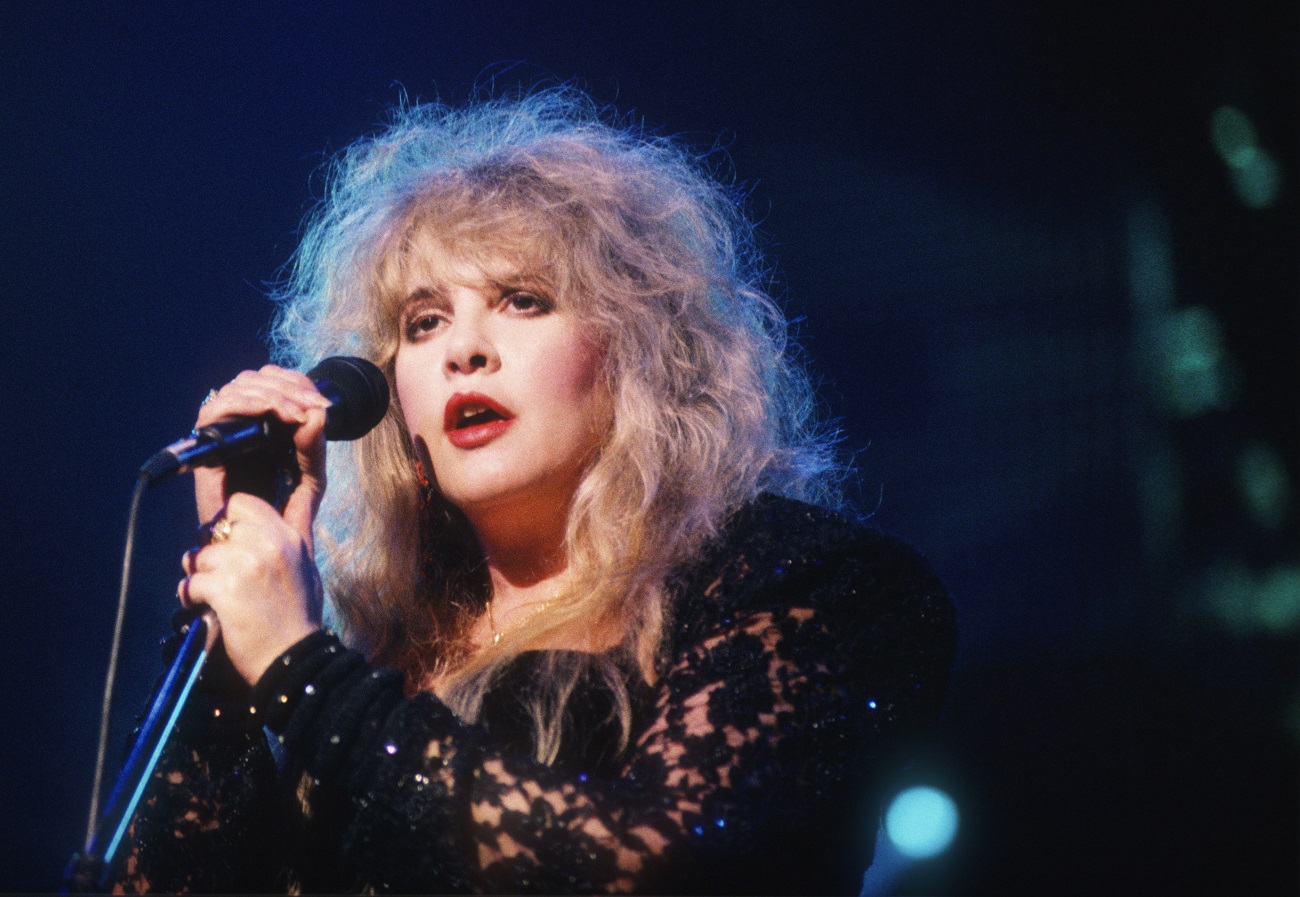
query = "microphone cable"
xmin=84 ymin=471 xmax=149 ymax=850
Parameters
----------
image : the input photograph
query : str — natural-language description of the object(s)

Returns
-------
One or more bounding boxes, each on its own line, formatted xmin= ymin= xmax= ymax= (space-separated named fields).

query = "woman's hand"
xmin=193 ymin=365 xmax=332 ymax=529
xmin=180 ymin=365 xmax=332 ymax=684
xmin=181 ymin=494 xmax=324 ymax=684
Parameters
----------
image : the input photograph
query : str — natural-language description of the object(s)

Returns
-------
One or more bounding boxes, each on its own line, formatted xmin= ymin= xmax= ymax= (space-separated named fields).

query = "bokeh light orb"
xmin=884 ymin=785 xmax=959 ymax=859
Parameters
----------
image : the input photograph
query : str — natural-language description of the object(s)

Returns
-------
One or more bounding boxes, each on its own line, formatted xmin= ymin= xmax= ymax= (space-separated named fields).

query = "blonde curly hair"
xmin=270 ymin=87 xmax=841 ymax=762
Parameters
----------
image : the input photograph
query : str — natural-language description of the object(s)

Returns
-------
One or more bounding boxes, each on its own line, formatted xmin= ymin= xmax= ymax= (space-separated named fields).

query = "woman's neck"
xmin=456 ymin=496 xmax=620 ymax=654
xmin=462 ymin=484 xmax=570 ymax=575
xmin=476 ymin=557 xmax=623 ymax=654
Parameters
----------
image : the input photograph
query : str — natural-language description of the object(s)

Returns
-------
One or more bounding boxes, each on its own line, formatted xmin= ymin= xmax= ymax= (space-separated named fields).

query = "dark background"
xmin=2 ymin=2 xmax=1295 ymax=893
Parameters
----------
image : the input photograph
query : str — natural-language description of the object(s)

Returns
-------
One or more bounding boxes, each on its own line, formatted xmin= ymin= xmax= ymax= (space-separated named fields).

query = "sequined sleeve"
xmin=112 ymin=497 xmax=956 ymax=894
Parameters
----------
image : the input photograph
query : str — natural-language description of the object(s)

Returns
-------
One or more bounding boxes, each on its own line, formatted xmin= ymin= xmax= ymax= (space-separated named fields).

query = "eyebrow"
xmin=491 ymin=270 xmax=557 ymax=297
xmin=399 ymin=285 xmax=448 ymax=313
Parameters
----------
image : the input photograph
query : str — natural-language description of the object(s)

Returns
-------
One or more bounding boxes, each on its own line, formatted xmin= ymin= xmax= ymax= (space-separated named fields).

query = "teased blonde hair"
xmin=270 ymin=87 xmax=840 ymax=761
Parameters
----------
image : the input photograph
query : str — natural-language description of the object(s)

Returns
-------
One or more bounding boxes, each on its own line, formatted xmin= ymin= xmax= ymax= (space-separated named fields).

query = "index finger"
xmin=253 ymin=365 xmax=334 ymax=411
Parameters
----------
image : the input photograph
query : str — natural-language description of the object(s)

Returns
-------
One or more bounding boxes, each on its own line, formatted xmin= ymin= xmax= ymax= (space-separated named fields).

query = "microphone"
xmin=140 ymin=356 xmax=389 ymax=486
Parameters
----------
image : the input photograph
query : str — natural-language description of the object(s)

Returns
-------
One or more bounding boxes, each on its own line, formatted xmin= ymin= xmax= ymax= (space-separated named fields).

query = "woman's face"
xmin=393 ymin=251 xmax=610 ymax=538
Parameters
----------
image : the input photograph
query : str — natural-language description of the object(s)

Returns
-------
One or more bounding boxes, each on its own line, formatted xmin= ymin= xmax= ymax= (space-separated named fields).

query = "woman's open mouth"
xmin=444 ymin=393 xmax=515 ymax=448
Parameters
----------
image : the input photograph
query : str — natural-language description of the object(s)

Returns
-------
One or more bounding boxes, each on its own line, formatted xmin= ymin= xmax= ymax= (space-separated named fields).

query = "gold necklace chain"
xmin=487 ymin=596 xmax=552 ymax=646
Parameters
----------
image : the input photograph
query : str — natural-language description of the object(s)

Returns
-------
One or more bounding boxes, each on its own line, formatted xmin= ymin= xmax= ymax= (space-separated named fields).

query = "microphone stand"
xmin=64 ymin=608 xmax=220 ymax=892
xmin=65 ymin=448 xmax=292 ymax=892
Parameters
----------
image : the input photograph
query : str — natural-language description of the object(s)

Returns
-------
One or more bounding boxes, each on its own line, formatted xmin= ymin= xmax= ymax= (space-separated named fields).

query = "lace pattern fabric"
xmin=112 ymin=495 xmax=955 ymax=894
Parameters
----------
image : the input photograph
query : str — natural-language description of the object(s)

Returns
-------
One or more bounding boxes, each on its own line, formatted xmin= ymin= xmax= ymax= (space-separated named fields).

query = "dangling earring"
xmin=413 ymin=455 xmax=440 ymax=586
xmin=413 ymin=455 xmax=432 ymax=491
xmin=413 ymin=455 xmax=489 ymax=615
xmin=414 ymin=455 xmax=447 ymax=543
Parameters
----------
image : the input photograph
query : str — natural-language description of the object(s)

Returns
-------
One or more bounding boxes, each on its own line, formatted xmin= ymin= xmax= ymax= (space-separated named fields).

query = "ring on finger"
xmin=210 ymin=517 xmax=235 ymax=543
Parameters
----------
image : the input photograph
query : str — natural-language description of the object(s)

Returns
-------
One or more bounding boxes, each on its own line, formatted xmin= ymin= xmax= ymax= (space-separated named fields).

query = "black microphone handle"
xmin=138 ymin=356 xmax=388 ymax=487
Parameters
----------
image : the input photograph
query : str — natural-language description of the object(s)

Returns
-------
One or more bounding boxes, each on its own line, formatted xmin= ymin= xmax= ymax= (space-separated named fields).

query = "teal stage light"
xmin=884 ymin=785 xmax=960 ymax=860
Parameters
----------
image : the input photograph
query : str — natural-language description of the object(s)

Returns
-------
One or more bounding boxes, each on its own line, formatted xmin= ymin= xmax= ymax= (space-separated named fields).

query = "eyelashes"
xmin=403 ymin=309 xmax=445 ymax=340
xmin=502 ymin=291 xmax=554 ymax=315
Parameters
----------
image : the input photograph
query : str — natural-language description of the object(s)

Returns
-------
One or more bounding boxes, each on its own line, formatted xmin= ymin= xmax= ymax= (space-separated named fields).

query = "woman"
xmin=115 ymin=89 xmax=955 ymax=894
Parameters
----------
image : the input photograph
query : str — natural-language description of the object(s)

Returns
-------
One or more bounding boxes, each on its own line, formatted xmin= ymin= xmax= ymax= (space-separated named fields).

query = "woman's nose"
xmin=444 ymin=315 xmax=499 ymax=374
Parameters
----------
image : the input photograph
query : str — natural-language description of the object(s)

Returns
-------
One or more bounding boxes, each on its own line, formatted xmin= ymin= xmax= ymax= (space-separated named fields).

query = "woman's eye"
xmin=504 ymin=292 xmax=552 ymax=315
xmin=403 ymin=312 xmax=443 ymax=339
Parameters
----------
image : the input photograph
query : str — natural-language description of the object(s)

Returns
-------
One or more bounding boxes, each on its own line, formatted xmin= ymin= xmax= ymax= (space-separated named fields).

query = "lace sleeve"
xmin=251 ymin=530 xmax=955 ymax=894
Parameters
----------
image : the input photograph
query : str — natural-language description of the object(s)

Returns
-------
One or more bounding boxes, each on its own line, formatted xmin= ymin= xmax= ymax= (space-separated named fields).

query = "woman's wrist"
xmin=248 ymin=630 xmax=417 ymax=782
xmin=249 ymin=629 xmax=344 ymax=726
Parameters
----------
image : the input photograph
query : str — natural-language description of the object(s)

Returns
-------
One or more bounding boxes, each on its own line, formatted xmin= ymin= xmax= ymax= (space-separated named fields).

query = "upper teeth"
xmin=460 ymin=404 xmax=489 ymax=420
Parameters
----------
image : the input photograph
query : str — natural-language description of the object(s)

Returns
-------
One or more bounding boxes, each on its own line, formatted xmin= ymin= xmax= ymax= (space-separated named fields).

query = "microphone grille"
xmin=307 ymin=356 xmax=390 ymax=441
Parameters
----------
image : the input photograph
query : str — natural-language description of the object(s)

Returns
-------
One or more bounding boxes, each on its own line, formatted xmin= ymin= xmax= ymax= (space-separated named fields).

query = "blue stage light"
xmin=884 ymin=785 xmax=959 ymax=859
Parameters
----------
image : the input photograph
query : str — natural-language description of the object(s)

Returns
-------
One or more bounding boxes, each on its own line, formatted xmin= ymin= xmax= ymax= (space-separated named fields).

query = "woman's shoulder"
xmin=666 ymin=492 xmax=956 ymax=660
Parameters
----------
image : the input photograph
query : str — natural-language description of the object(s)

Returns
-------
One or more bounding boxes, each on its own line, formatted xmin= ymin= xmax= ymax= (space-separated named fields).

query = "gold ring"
xmin=210 ymin=517 xmax=234 ymax=543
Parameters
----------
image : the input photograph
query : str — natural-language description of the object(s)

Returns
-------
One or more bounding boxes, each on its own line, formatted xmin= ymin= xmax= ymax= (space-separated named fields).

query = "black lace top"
xmin=112 ymin=494 xmax=956 ymax=894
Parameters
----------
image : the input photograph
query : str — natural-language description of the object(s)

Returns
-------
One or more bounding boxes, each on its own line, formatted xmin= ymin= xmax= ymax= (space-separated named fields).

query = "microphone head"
xmin=307 ymin=356 xmax=390 ymax=440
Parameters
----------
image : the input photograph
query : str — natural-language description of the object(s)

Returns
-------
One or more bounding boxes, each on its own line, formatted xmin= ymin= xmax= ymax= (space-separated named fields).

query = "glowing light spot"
xmin=1156 ymin=305 xmax=1238 ymax=417
xmin=1256 ymin=565 xmax=1300 ymax=634
xmin=1210 ymin=106 xmax=1259 ymax=169
xmin=1236 ymin=441 xmax=1291 ymax=531
xmin=1209 ymin=106 xmax=1284 ymax=208
xmin=1230 ymin=148 xmax=1283 ymax=209
xmin=867 ymin=700 xmax=878 ymax=710
xmin=1202 ymin=562 xmax=1300 ymax=636
xmin=384 ymin=743 xmax=398 ymax=755
xmin=885 ymin=786 xmax=959 ymax=859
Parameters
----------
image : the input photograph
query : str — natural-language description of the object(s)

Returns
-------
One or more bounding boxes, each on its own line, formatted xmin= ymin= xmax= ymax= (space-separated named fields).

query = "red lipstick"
xmin=444 ymin=392 xmax=514 ymax=449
